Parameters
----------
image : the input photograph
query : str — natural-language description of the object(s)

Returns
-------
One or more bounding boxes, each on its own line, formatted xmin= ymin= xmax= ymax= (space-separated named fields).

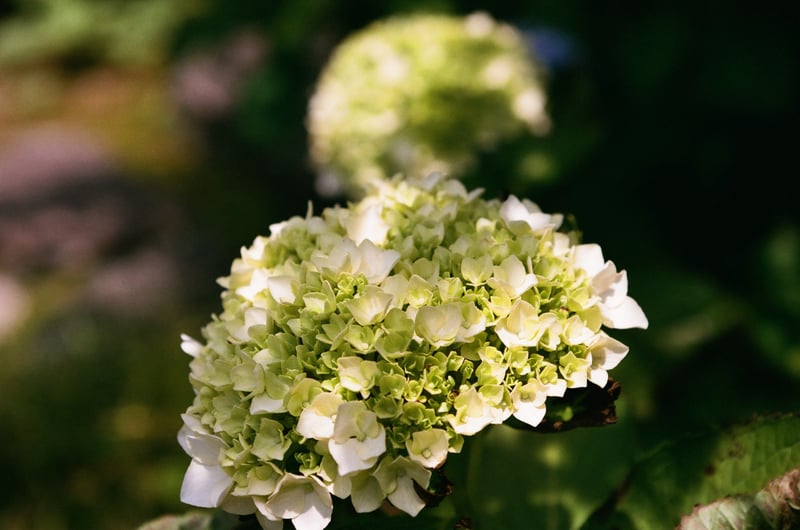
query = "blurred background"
xmin=1 ymin=1 xmax=798 ymax=529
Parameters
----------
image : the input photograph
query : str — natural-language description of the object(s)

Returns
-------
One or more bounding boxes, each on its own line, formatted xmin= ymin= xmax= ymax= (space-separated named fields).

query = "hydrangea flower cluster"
xmin=307 ymin=12 xmax=550 ymax=197
xmin=178 ymin=174 xmax=648 ymax=530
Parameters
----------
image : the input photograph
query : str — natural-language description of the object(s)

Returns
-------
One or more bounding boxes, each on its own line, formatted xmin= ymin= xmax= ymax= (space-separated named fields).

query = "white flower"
xmin=456 ymin=303 xmax=487 ymax=342
xmin=180 ymin=460 xmax=234 ymax=509
xmin=180 ymin=334 xmax=203 ymax=357
xmin=373 ymin=456 xmax=432 ymax=516
xmin=267 ymin=276 xmax=297 ymax=304
xmin=495 ymin=300 xmax=557 ymax=348
xmin=415 ymin=303 xmax=463 ymax=347
xmin=336 ymin=357 xmax=379 ymax=394
xmin=587 ymin=332 xmax=629 ymax=387
xmin=349 ymin=471 xmax=385 ymax=513
xmin=460 ymin=255 xmax=494 ymax=285
xmin=328 ymin=402 xmax=386 ymax=475
xmin=297 ymin=392 xmax=344 ymax=441
xmin=561 ymin=314 xmax=596 ymax=346
xmin=500 ymin=195 xmax=563 ymax=235
xmin=448 ymin=386 xmax=510 ymax=436
xmin=343 ymin=285 xmax=394 ymax=326
xmin=487 ymin=254 xmax=537 ymax=298
xmin=260 ymin=474 xmax=333 ymax=530
xmin=312 ymin=239 xmax=400 ymax=284
xmin=559 ymin=352 xmax=590 ymax=388
xmin=574 ymin=244 xmax=649 ymax=329
xmin=226 ymin=307 xmax=270 ymax=343
xmin=178 ymin=415 xmax=234 ymax=508
xmin=178 ymin=414 xmax=225 ymax=466
xmin=405 ymin=429 xmax=449 ymax=468
xmin=511 ymin=380 xmax=548 ymax=427
xmin=235 ymin=267 xmax=270 ymax=302
xmin=345 ymin=202 xmax=390 ymax=245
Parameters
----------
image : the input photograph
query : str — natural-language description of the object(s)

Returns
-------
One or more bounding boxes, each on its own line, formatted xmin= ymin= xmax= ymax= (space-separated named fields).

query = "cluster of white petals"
xmin=178 ymin=174 xmax=647 ymax=529
xmin=307 ymin=12 xmax=550 ymax=197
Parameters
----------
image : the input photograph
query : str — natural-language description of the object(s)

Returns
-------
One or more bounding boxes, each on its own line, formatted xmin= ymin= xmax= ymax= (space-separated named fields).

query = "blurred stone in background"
xmin=0 ymin=272 xmax=29 ymax=342
xmin=172 ymin=28 xmax=269 ymax=123
xmin=0 ymin=124 xmax=191 ymax=335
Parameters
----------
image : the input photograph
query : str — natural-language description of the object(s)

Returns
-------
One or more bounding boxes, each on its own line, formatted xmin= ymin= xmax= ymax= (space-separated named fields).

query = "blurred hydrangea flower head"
xmin=178 ymin=174 xmax=647 ymax=529
xmin=307 ymin=12 xmax=550 ymax=197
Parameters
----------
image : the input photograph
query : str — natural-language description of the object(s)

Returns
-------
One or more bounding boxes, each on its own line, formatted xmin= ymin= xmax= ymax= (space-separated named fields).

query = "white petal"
xmin=236 ymin=268 xmax=270 ymax=301
xmin=500 ymin=195 xmax=561 ymax=234
xmin=180 ymin=334 xmax=203 ymax=357
xmin=178 ymin=424 xmax=227 ymax=465
xmin=266 ymin=482 xmax=305 ymax=518
xmin=513 ymin=403 xmax=546 ymax=427
xmin=346 ymin=204 xmax=389 ymax=245
xmin=180 ymin=460 xmax=233 ymax=508
xmin=589 ymin=368 xmax=609 ymax=388
xmin=250 ymin=394 xmax=287 ymax=414
xmin=253 ymin=497 xmax=280 ymax=522
xmin=297 ymin=408 xmax=335 ymax=441
xmin=266 ymin=475 xmax=333 ymax=530
xmin=312 ymin=239 xmax=356 ymax=275
xmin=500 ymin=195 xmax=527 ymax=223
xmin=350 ymin=473 xmax=384 ymax=513
xmin=511 ymin=381 xmax=547 ymax=428
xmin=573 ymin=244 xmax=605 ymax=277
xmin=590 ymin=334 xmax=629 ymax=370
xmin=328 ymin=474 xmax=352 ymax=499
xmin=415 ymin=304 xmax=462 ymax=347
xmin=450 ymin=413 xmax=493 ymax=436
xmin=545 ymin=379 xmax=567 ymax=397
xmin=296 ymin=410 xmax=332 ymax=440
xmin=602 ymin=296 xmax=649 ymax=329
xmin=356 ymin=240 xmax=400 ymax=284
xmin=405 ymin=429 xmax=449 ymax=469
xmin=292 ymin=501 xmax=332 ymax=530
xmin=388 ymin=479 xmax=426 ymax=516
xmin=267 ymin=276 xmax=296 ymax=304
xmin=374 ymin=457 xmax=431 ymax=516
xmin=593 ymin=264 xmax=628 ymax=307
xmin=329 ymin=434 xmax=386 ymax=475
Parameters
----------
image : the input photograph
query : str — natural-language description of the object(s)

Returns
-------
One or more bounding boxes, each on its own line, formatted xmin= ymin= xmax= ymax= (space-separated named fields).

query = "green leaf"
xmin=583 ymin=414 xmax=800 ymax=530
xmin=676 ymin=468 xmax=800 ymax=530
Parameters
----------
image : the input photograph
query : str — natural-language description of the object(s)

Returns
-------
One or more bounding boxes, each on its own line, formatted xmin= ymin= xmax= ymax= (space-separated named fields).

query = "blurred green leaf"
xmin=583 ymin=414 xmax=800 ymax=530
xmin=751 ymin=223 xmax=800 ymax=379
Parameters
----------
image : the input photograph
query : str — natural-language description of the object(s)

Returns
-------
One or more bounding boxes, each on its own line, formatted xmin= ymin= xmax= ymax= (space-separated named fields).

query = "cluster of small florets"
xmin=307 ymin=12 xmax=550 ymax=197
xmin=178 ymin=174 xmax=647 ymax=530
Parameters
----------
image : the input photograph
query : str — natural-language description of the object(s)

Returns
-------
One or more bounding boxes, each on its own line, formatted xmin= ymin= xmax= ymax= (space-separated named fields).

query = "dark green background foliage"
xmin=0 ymin=1 xmax=798 ymax=529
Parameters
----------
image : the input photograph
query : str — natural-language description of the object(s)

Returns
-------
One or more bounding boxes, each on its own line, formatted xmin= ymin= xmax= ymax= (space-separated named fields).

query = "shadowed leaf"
xmin=582 ymin=414 xmax=800 ymax=530
xmin=677 ymin=467 xmax=800 ymax=530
